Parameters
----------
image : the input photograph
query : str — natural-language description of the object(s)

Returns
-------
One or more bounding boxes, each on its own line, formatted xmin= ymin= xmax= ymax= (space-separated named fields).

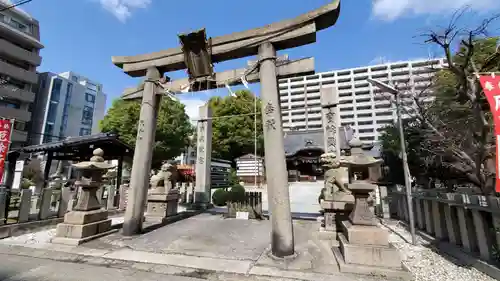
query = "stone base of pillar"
xmin=52 ymin=209 xmax=117 ymax=246
xmin=146 ymin=189 xmax=180 ymax=222
xmin=332 ymin=220 xmax=410 ymax=279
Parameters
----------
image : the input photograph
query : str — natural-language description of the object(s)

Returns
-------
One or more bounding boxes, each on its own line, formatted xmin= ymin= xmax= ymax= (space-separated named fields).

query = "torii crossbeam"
xmin=112 ymin=0 xmax=341 ymax=258
xmin=121 ymin=56 xmax=314 ymax=100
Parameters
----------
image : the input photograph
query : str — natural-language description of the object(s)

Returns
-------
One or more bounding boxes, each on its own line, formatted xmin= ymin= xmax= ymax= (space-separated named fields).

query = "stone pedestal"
xmin=52 ymin=148 xmax=117 ymax=246
xmin=146 ymin=189 xmax=180 ymax=222
xmin=318 ymin=194 xmax=354 ymax=241
xmin=333 ymin=182 xmax=409 ymax=279
xmin=52 ymin=209 xmax=113 ymax=245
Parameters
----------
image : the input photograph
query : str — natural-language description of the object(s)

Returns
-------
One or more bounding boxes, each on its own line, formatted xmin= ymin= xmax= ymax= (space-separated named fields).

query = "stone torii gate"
xmin=111 ymin=0 xmax=341 ymax=258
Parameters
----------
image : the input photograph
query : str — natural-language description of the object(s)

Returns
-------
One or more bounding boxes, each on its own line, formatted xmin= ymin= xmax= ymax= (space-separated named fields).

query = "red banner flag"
xmin=0 ymin=119 xmax=13 ymax=182
xmin=479 ymin=74 xmax=500 ymax=193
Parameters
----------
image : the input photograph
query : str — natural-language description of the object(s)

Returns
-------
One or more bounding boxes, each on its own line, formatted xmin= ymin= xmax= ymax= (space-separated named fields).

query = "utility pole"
xmin=367 ymin=78 xmax=417 ymax=246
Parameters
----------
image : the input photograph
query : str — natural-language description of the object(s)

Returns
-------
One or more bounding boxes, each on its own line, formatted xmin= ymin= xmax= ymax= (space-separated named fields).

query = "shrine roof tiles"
xmin=15 ymin=133 xmax=133 ymax=160
xmin=284 ymin=128 xmax=352 ymax=157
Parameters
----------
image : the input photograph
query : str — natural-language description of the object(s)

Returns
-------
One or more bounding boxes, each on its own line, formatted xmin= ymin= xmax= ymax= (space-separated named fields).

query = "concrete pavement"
xmin=0 ymin=214 xmax=390 ymax=281
xmin=0 ymin=253 xmax=206 ymax=281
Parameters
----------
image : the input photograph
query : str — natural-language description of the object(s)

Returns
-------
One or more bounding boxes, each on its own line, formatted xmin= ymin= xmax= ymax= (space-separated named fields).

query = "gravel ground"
xmin=382 ymin=220 xmax=496 ymax=281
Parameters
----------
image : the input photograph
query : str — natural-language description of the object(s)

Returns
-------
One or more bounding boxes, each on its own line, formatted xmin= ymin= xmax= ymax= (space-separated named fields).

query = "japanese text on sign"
xmin=264 ymin=101 xmax=275 ymax=116
xmin=479 ymin=74 xmax=500 ymax=193
xmin=323 ymin=106 xmax=338 ymax=154
xmin=265 ymin=119 xmax=276 ymax=131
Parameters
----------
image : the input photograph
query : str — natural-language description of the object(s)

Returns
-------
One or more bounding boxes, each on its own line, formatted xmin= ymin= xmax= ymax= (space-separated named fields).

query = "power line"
xmin=0 ymin=0 xmax=33 ymax=12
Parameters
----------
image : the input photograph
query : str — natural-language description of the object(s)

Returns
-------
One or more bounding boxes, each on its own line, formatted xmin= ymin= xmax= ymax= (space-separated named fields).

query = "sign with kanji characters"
xmin=479 ymin=74 xmax=500 ymax=192
xmin=0 ymin=119 xmax=13 ymax=182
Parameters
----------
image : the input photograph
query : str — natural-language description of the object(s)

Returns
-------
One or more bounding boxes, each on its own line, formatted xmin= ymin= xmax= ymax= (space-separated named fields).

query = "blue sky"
xmin=17 ymin=0 xmax=500 ymax=120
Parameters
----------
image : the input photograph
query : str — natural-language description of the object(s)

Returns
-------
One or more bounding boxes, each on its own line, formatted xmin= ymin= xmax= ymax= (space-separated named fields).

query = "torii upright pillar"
xmin=122 ymin=67 xmax=162 ymax=236
xmin=259 ymin=42 xmax=294 ymax=257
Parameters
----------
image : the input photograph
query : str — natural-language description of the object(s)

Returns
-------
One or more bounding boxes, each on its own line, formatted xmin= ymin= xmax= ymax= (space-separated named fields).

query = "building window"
xmin=71 ymin=76 xmax=78 ymax=82
xmin=47 ymin=103 xmax=58 ymax=123
xmin=9 ymin=19 xmax=28 ymax=32
xmin=85 ymin=93 xmax=95 ymax=103
xmin=59 ymin=83 xmax=73 ymax=137
xmin=81 ymin=106 xmax=94 ymax=125
xmin=0 ymin=98 xmax=21 ymax=109
xmin=79 ymin=128 xmax=91 ymax=136
xmin=50 ymin=78 xmax=62 ymax=102
xmin=43 ymin=124 xmax=54 ymax=143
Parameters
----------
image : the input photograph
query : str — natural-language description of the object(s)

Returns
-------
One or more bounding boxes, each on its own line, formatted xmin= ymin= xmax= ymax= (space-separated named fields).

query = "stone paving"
xmin=0 ymin=253 xmax=205 ymax=281
xmin=0 ymin=208 xmax=496 ymax=281
xmin=0 ymin=213 xmax=384 ymax=281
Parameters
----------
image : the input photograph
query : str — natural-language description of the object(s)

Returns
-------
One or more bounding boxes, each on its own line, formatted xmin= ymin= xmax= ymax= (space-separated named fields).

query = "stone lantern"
xmin=52 ymin=148 xmax=117 ymax=245
xmin=333 ymin=138 xmax=408 ymax=277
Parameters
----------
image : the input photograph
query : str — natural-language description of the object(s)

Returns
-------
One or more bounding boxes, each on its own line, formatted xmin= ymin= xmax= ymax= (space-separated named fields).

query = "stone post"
xmin=432 ymin=201 xmax=448 ymax=240
xmin=122 ymin=67 xmax=162 ymax=236
xmin=471 ymin=209 xmax=491 ymax=260
xmin=58 ymin=187 xmax=72 ymax=217
xmin=321 ymin=87 xmax=340 ymax=158
xmin=52 ymin=149 xmax=116 ymax=245
xmin=320 ymin=87 xmax=349 ymax=183
xmin=443 ymin=205 xmax=461 ymax=245
xmin=258 ymin=42 xmax=294 ymax=258
xmin=0 ymin=191 xmax=7 ymax=225
xmin=423 ymin=199 xmax=434 ymax=234
xmin=38 ymin=188 xmax=53 ymax=220
xmin=119 ymin=183 xmax=130 ymax=210
xmin=194 ymin=104 xmax=212 ymax=208
xmin=378 ymin=186 xmax=390 ymax=219
xmin=107 ymin=185 xmax=116 ymax=210
xmin=18 ymin=189 xmax=32 ymax=223
xmin=457 ymin=207 xmax=477 ymax=253
xmin=414 ymin=198 xmax=424 ymax=230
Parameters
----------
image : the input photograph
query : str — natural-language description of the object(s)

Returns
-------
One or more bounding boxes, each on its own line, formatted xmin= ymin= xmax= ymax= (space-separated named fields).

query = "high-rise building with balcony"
xmin=278 ymin=58 xmax=446 ymax=143
xmin=31 ymin=71 xmax=107 ymax=144
xmin=0 ymin=3 xmax=43 ymax=148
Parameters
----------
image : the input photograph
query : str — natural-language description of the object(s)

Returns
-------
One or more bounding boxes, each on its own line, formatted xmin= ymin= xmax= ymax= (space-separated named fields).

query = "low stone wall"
xmin=390 ymin=188 xmax=500 ymax=267
xmin=0 ymin=185 xmax=123 ymax=239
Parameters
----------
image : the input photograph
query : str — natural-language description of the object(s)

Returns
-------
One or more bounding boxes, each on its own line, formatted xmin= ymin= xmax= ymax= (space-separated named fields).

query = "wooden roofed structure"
xmin=3 ymin=133 xmax=133 ymax=190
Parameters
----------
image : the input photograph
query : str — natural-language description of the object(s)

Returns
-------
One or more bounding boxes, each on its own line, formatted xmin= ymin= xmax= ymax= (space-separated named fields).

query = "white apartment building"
xmin=31 ymin=71 xmax=107 ymax=144
xmin=278 ymin=58 xmax=446 ymax=143
xmin=0 ymin=3 xmax=42 ymax=148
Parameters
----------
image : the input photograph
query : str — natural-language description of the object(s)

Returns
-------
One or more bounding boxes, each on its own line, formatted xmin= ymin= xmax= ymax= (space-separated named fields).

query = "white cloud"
xmin=99 ymin=0 xmax=151 ymax=22
xmin=369 ymin=56 xmax=389 ymax=65
xmin=178 ymin=97 xmax=206 ymax=125
xmin=372 ymin=0 xmax=499 ymax=21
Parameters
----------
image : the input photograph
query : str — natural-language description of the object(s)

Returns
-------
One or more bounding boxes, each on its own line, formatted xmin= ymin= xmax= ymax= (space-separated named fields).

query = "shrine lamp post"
xmin=367 ymin=78 xmax=417 ymax=246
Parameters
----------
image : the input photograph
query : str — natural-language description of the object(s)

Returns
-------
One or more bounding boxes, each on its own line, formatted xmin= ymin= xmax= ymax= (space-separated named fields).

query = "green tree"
xmin=100 ymin=98 xmax=193 ymax=168
xmin=379 ymin=12 xmax=500 ymax=194
xmin=208 ymin=90 xmax=264 ymax=162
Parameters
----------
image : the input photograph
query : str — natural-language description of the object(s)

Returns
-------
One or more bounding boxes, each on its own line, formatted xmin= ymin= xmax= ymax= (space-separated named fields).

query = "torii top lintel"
xmin=111 ymin=0 xmax=341 ymax=77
